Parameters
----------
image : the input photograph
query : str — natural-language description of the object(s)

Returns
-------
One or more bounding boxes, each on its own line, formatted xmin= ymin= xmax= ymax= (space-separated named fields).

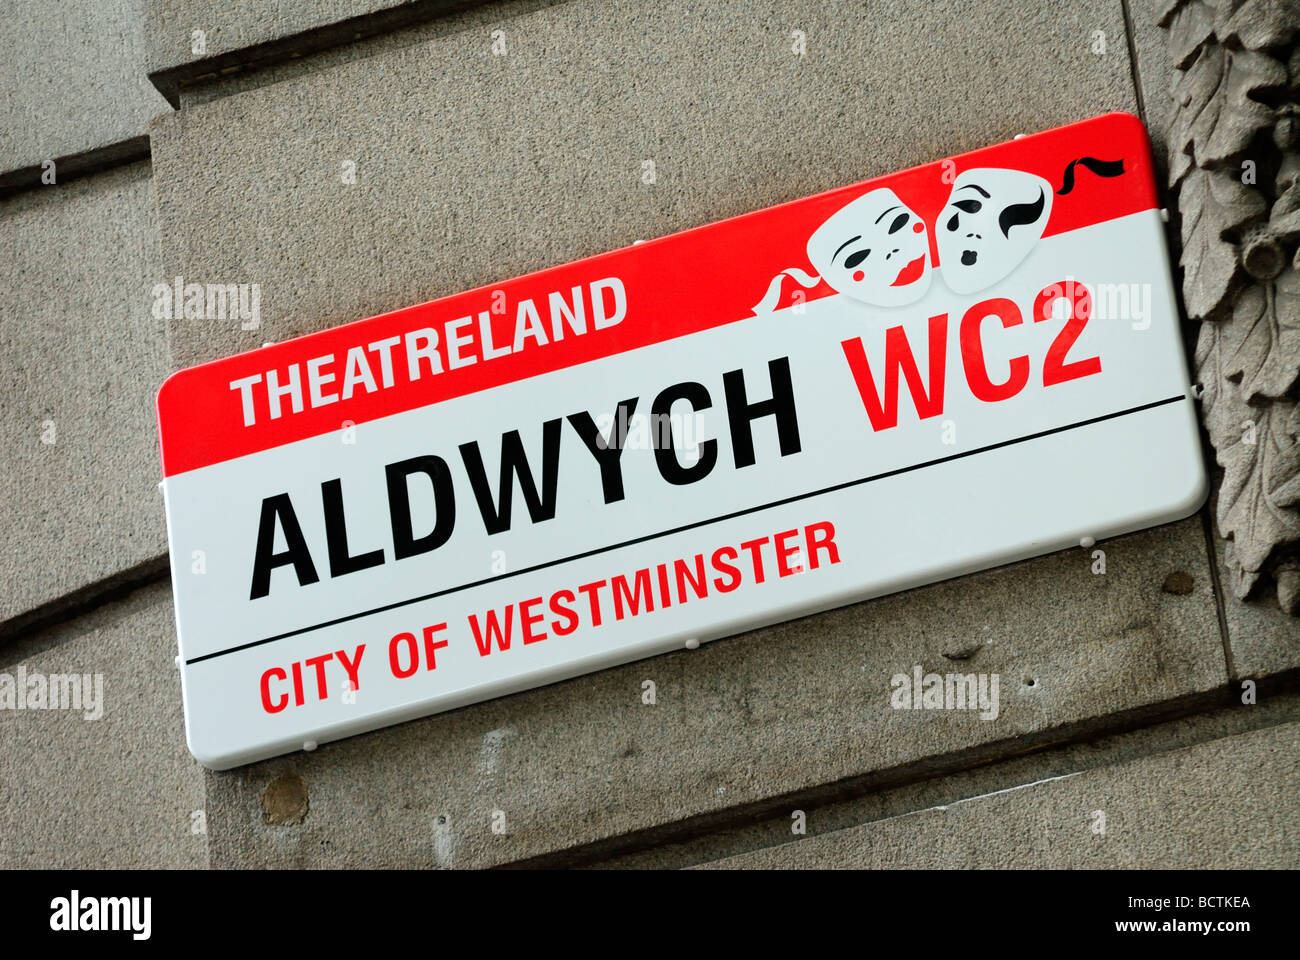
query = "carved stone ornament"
xmin=1161 ymin=0 xmax=1300 ymax=612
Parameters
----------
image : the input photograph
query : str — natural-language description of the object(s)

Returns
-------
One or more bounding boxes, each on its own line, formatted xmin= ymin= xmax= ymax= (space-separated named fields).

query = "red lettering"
xmin=960 ymin=298 xmax=1029 ymax=402
xmin=1034 ymin=280 xmax=1100 ymax=386
xmin=577 ymin=579 xmax=606 ymax=627
xmin=304 ymin=652 xmax=333 ymax=700
xmin=740 ymin=536 xmax=770 ymax=584
xmin=261 ymin=667 xmax=288 ymax=713
xmin=774 ymin=528 xmax=802 ymax=576
xmin=389 ymin=632 xmax=418 ymax=677
xmin=469 ymin=607 xmax=513 ymax=655
xmin=421 ymin=624 xmax=448 ymax=669
xmin=841 ymin=313 xmax=948 ymax=431
xmin=711 ymin=546 xmax=741 ymax=592
xmin=520 ymin=596 xmax=547 ymax=643
xmin=656 ymin=563 xmax=673 ymax=609
xmin=611 ymin=569 xmax=653 ymax=620
xmin=336 ymin=644 xmax=365 ymax=691
xmin=549 ymin=589 xmax=580 ymax=636
xmin=674 ymin=555 xmax=708 ymax=603
xmin=806 ymin=521 xmax=840 ymax=569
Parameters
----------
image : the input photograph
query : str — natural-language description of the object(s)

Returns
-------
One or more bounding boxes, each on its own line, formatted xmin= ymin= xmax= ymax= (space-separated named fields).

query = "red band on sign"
xmin=157 ymin=112 xmax=1156 ymax=477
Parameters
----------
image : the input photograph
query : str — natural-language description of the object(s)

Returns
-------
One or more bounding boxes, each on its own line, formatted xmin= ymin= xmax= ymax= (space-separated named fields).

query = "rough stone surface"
xmin=592 ymin=690 xmax=1300 ymax=868
xmin=2 ymin=0 xmax=1267 ymax=874
xmin=170 ymin=0 xmax=561 ymax=109
xmin=0 ymin=162 xmax=170 ymax=630
xmin=0 ymin=0 xmax=169 ymax=175
xmin=1163 ymin=0 xmax=1300 ymax=611
xmin=1211 ymin=488 xmax=1300 ymax=680
xmin=203 ymin=518 xmax=1226 ymax=868
xmin=150 ymin=0 xmax=1140 ymax=370
xmin=1130 ymin=0 xmax=1178 ymax=180
xmin=144 ymin=0 xmax=436 ymax=82
xmin=698 ymin=719 xmax=1300 ymax=868
xmin=0 ymin=580 xmax=207 ymax=868
xmin=260 ymin=773 xmax=310 ymax=825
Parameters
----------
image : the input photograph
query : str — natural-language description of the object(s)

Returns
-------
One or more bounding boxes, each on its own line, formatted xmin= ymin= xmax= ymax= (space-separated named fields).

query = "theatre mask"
xmin=936 ymin=167 xmax=1053 ymax=295
xmin=805 ymin=188 xmax=933 ymax=308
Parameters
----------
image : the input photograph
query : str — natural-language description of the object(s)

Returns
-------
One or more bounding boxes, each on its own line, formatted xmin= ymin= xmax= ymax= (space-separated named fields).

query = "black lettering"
xmin=723 ymin=357 xmax=801 ymax=468
xmin=567 ymin=398 xmax=638 ymax=504
xmin=651 ymin=382 xmax=718 ymax=485
xmin=322 ymin=478 xmax=385 ymax=577
xmin=250 ymin=493 xmax=320 ymax=599
xmin=459 ymin=419 xmax=563 ymax=535
xmin=386 ymin=455 xmax=456 ymax=559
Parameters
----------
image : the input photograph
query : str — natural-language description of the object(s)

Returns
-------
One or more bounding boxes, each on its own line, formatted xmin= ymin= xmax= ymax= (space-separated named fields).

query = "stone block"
xmin=0 ymin=0 xmax=168 ymax=185
xmin=150 ymin=0 xmax=1141 ymax=370
xmin=0 ymin=162 xmax=171 ymax=632
xmin=699 ymin=719 xmax=1300 ymax=868
xmin=202 ymin=518 xmax=1226 ymax=868
xmin=0 ymin=580 xmax=207 ymax=868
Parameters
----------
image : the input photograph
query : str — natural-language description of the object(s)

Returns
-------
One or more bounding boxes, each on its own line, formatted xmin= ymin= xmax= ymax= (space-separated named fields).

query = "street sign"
xmin=157 ymin=112 xmax=1205 ymax=769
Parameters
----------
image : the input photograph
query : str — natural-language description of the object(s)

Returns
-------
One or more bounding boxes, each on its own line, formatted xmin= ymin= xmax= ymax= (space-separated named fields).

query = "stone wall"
xmin=1 ymin=0 xmax=1296 ymax=869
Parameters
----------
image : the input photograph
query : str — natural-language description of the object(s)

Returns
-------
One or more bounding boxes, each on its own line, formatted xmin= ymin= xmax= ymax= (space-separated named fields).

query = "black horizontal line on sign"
xmin=186 ymin=393 xmax=1186 ymax=666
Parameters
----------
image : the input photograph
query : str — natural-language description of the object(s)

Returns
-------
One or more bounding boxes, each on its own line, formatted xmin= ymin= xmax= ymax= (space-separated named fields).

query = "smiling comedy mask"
xmin=805 ymin=187 xmax=933 ymax=307
xmin=936 ymin=168 xmax=1053 ymax=294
